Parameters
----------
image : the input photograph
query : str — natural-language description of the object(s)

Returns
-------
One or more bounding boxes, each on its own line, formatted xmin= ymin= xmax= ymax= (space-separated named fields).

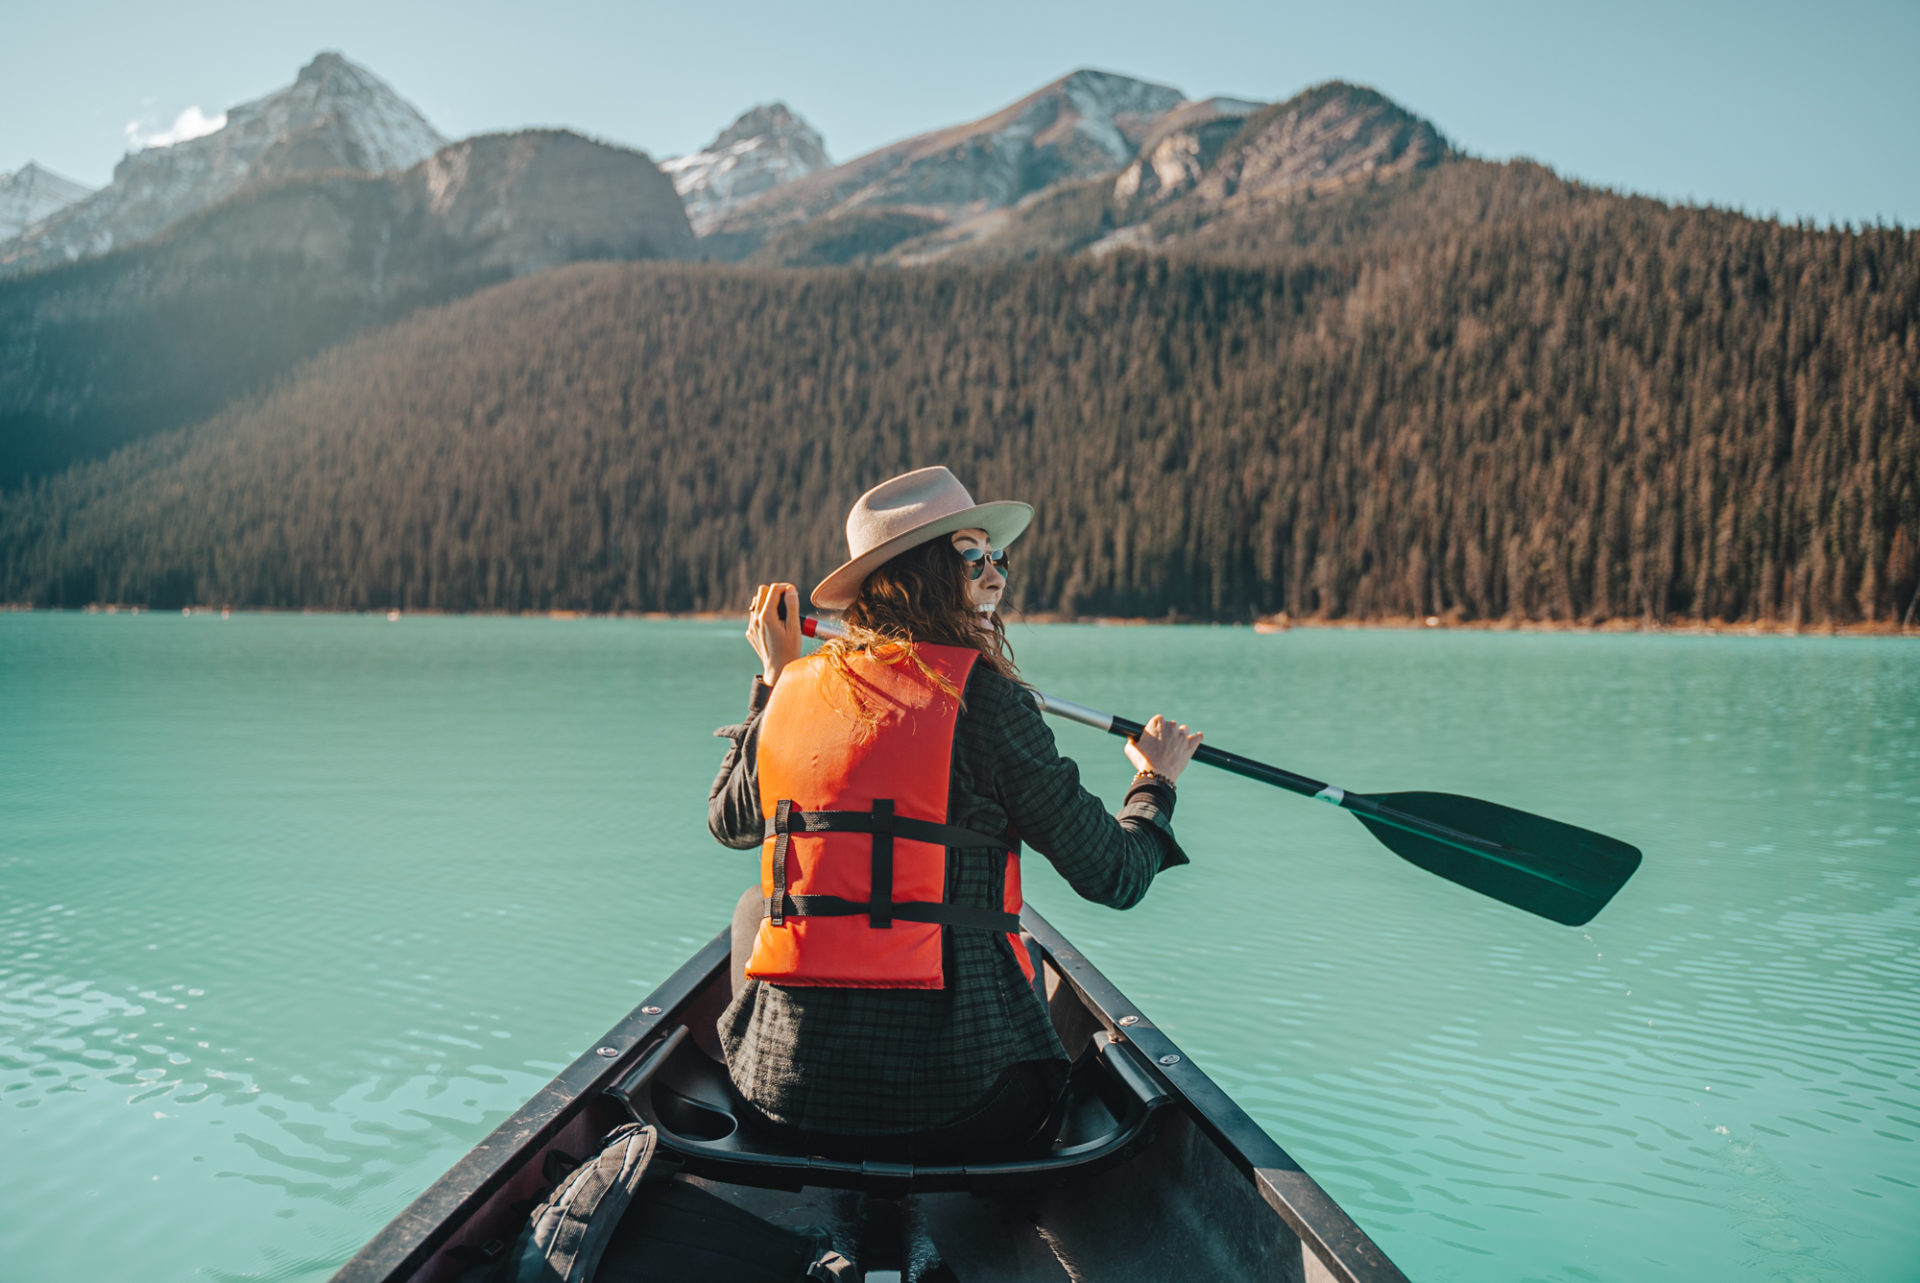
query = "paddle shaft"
xmin=795 ymin=615 xmax=1527 ymax=872
xmin=783 ymin=607 xmax=1644 ymax=923
xmin=1038 ymin=694 xmax=1326 ymax=793
xmin=1035 ymin=691 xmax=1551 ymax=876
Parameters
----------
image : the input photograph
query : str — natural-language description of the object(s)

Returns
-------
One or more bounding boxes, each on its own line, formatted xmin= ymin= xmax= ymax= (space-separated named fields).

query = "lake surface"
xmin=2 ymin=613 xmax=1915 ymax=1282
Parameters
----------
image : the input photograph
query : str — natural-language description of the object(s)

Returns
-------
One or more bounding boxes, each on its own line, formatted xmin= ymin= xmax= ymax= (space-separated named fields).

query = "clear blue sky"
xmin=6 ymin=0 xmax=1916 ymax=227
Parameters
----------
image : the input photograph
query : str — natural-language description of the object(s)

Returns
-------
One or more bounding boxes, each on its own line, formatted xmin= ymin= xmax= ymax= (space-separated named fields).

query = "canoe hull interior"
xmin=334 ymin=908 xmax=1408 ymax=1283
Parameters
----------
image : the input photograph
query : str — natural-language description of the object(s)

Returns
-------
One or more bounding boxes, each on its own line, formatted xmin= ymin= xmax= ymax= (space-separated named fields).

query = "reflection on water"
xmin=1 ymin=615 xmax=1915 ymax=1281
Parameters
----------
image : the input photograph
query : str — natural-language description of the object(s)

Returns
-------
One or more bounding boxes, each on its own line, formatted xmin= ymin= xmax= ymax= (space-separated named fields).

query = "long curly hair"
xmin=818 ymin=537 xmax=1019 ymax=727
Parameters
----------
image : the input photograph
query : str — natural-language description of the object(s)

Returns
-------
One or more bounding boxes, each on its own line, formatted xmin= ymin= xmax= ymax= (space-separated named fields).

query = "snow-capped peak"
xmin=1048 ymin=69 xmax=1187 ymax=164
xmin=0 ymin=51 xmax=445 ymax=276
xmin=661 ymin=102 xmax=830 ymax=235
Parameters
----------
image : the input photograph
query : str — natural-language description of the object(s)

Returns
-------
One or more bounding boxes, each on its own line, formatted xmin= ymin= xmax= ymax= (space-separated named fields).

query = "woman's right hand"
xmin=1124 ymin=715 xmax=1203 ymax=783
xmin=746 ymin=582 xmax=803 ymax=686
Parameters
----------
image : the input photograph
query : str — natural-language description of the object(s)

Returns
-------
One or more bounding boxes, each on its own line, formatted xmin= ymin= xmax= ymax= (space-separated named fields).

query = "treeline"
xmin=1 ymin=200 xmax=1915 ymax=625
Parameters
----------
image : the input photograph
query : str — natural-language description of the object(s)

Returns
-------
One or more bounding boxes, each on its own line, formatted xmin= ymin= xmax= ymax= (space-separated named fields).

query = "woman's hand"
xmin=1124 ymin=715 xmax=1203 ymax=783
xmin=746 ymin=582 xmax=804 ymax=686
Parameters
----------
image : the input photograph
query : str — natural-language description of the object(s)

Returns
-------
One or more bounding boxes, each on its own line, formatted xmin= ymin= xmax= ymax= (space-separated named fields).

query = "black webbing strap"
xmin=759 ymin=809 xmax=1008 ymax=852
xmin=769 ymin=799 xmax=794 ymax=927
xmin=765 ymin=895 xmax=1020 ymax=934
xmin=869 ymin=799 xmax=894 ymax=929
xmin=761 ymin=803 xmax=1017 ymax=934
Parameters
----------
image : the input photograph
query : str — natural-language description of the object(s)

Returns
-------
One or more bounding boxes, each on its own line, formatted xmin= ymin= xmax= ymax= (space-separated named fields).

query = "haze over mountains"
xmin=0 ymin=164 xmax=94 ymax=241
xmin=1 ymin=51 xmax=1912 ymax=628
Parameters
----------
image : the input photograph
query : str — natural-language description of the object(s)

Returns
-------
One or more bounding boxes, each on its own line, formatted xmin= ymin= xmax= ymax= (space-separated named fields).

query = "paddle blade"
xmin=1351 ymin=791 xmax=1642 ymax=926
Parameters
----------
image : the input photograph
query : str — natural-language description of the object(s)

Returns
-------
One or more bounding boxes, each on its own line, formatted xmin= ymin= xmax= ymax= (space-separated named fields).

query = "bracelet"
xmin=1131 ymin=768 xmax=1176 ymax=790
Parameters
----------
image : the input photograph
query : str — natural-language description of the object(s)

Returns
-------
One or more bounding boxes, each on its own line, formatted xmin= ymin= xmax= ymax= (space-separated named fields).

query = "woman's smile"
xmin=951 ymin=528 xmax=1005 ymax=622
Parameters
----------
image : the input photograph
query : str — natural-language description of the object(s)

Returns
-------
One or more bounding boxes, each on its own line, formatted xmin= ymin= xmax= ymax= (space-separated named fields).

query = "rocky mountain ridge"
xmin=701 ymin=69 xmax=1190 ymax=258
xmin=0 ymin=52 xmax=445 ymax=277
xmin=749 ymin=81 xmax=1450 ymax=266
xmin=1185 ymin=83 xmax=1446 ymax=210
xmin=3 ymin=58 xmax=1450 ymax=280
xmin=1109 ymin=96 xmax=1265 ymax=207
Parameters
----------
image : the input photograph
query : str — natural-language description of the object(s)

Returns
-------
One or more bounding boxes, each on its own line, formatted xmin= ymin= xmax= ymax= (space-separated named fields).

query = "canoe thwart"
xmin=606 ymin=1024 xmax=1169 ymax=1195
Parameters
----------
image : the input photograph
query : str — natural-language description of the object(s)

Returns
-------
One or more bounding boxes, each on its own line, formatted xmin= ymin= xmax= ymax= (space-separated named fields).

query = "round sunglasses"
xmin=957 ymin=545 xmax=1010 ymax=580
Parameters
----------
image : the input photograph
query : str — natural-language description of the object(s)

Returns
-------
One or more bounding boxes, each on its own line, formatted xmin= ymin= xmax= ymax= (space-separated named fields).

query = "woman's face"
xmin=950 ymin=528 xmax=1005 ymax=622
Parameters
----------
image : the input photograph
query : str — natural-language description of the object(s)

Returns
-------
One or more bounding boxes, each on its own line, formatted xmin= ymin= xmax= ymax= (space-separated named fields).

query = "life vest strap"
xmin=769 ymin=799 xmax=795 ymax=927
xmin=764 ymin=894 xmax=1020 ymax=935
xmin=762 ymin=808 xmax=1010 ymax=852
xmin=870 ymin=799 xmax=894 ymax=929
xmin=765 ymin=801 xmax=1017 ymax=936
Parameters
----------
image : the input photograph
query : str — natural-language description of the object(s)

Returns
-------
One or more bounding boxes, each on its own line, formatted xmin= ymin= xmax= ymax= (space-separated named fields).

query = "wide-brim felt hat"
xmin=811 ymin=466 xmax=1033 ymax=610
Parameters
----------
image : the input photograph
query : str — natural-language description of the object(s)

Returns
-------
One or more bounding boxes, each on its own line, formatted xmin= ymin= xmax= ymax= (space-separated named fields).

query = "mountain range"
xmin=1 ymin=51 xmax=1909 ymax=628
xmin=696 ymin=69 xmax=1187 ymax=258
xmin=0 ymin=52 xmax=1456 ymax=486
xmin=0 ymin=53 xmax=446 ymax=277
xmin=0 ymin=54 xmax=1449 ymax=279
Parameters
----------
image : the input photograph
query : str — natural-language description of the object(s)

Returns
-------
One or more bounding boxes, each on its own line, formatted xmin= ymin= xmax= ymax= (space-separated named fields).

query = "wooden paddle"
xmin=799 ymin=615 xmax=1641 ymax=925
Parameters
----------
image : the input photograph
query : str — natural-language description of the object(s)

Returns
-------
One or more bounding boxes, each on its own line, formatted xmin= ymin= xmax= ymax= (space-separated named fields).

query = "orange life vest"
xmin=748 ymin=642 xmax=1031 ymax=989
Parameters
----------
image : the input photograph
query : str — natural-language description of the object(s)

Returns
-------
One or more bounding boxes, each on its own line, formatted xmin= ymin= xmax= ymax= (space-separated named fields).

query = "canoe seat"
xmin=603 ymin=1026 xmax=1170 ymax=1195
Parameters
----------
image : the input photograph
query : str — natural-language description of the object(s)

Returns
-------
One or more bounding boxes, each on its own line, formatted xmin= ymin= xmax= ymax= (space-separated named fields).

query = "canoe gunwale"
xmin=331 ymin=934 xmax=730 ymax=1282
xmin=1022 ymin=907 xmax=1412 ymax=1283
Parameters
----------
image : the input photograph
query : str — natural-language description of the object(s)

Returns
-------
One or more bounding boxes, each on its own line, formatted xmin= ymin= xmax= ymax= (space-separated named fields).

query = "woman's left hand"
xmin=746 ymin=582 xmax=803 ymax=686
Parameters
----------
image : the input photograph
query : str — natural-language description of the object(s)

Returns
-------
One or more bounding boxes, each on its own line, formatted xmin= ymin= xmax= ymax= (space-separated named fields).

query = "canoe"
xmin=334 ymin=906 xmax=1411 ymax=1282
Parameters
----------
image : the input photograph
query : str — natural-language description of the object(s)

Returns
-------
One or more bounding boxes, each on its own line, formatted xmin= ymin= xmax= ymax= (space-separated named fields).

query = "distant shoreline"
xmin=5 ymin=602 xmax=1912 ymax=637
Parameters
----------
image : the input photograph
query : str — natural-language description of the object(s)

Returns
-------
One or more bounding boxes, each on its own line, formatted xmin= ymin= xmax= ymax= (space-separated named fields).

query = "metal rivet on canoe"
xmin=1118 ymin=1015 xmax=1140 ymax=1026
xmin=595 ymin=1046 xmax=619 ymax=1058
xmin=641 ymin=1006 xmax=662 ymax=1015
xmin=1158 ymin=1054 xmax=1182 ymax=1066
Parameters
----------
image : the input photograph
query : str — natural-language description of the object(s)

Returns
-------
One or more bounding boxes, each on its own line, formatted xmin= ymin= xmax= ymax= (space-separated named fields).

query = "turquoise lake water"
xmin=1 ymin=612 xmax=1915 ymax=1282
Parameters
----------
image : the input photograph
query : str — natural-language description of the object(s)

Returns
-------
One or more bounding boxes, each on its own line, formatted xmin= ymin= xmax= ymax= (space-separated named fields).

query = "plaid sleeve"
xmin=707 ymin=678 xmax=771 ymax=850
xmin=964 ymin=668 xmax=1187 ymax=910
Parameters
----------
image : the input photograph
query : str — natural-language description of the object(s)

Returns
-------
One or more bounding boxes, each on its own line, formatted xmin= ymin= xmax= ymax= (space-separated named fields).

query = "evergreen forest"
xmin=1 ymin=168 xmax=1915 ymax=628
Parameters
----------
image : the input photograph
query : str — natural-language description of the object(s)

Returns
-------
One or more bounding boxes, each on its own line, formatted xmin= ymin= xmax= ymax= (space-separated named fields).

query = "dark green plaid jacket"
xmin=707 ymin=658 xmax=1186 ymax=1136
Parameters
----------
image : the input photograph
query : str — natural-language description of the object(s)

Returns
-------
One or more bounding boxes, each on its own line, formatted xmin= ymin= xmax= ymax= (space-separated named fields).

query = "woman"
xmin=707 ymin=466 xmax=1200 ymax=1162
